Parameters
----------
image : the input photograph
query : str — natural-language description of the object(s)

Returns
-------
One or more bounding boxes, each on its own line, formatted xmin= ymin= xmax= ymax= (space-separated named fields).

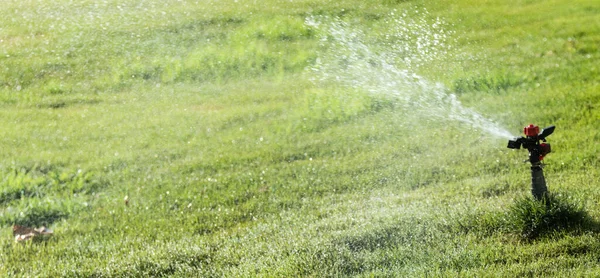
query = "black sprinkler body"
xmin=507 ymin=124 xmax=555 ymax=200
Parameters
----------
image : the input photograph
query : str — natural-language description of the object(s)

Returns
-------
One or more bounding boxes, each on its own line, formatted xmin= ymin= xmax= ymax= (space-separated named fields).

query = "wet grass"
xmin=506 ymin=193 xmax=595 ymax=240
xmin=1 ymin=0 xmax=600 ymax=276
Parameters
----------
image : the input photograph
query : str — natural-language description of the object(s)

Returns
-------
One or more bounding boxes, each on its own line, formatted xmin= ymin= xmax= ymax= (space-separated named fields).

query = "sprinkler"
xmin=507 ymin=124 xmax=555 ymax=200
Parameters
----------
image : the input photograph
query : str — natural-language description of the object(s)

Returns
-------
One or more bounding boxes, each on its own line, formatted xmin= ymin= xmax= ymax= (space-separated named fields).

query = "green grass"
xmin=1 ymin=0 xmax=599 ymax=276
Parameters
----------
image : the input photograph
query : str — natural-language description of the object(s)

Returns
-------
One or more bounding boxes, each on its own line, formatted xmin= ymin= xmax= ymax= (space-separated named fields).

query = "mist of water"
xmin=306 ymin=12 xmax=514 ymax=139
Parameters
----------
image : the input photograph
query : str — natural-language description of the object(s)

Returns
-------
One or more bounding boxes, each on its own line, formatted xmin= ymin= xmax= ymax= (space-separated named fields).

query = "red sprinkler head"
xmin=524 ymin=124 xmax=539 ymax=138
xmin=508 ymin=124 xmax=555 ymax=161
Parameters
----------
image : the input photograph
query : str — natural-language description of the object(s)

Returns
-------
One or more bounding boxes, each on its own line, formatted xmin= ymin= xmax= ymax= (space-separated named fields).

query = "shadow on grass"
xmin=504 ymin=193 xmax=598 ymax=241
xmin=457 ymin=192 xmax=600 ymax=241
xmin=10 ymin=206 xmax=69 ymax=228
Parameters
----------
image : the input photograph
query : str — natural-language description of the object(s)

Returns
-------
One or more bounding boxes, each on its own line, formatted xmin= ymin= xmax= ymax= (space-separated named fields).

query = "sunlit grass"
xmin=1 ymin=0 xmax=599 ymax=276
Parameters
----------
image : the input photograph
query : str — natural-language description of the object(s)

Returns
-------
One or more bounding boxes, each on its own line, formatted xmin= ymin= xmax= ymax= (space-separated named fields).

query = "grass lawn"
xmin=1 ymin=0 xmax=599 ymax=276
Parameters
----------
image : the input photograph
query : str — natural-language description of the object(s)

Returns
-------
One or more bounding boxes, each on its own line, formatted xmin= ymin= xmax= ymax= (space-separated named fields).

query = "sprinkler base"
xmin=531 ymin=163 xmax=548 ymax=200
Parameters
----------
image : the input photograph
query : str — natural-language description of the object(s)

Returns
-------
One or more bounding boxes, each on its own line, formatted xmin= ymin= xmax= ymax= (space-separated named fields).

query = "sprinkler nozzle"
xmin=507 ymin=124 xmax=555 ymax=164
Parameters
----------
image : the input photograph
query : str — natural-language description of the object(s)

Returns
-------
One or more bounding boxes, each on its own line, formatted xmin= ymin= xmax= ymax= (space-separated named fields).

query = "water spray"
xmin=507 ymin=124 xmax=555 ymax=199
xmin=306 ymin=14 xmax=515 ymax=139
